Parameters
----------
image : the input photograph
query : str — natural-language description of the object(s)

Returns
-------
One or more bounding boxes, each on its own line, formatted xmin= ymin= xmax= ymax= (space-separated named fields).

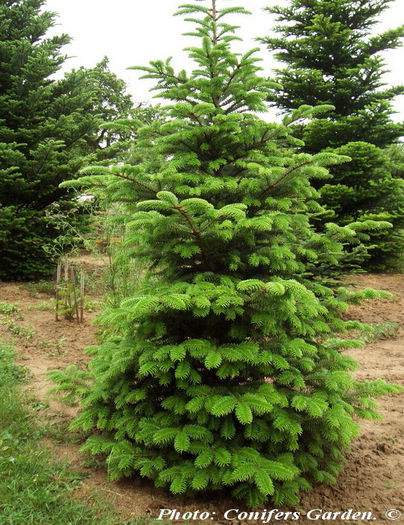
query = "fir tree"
xmin=262 ymin=0 xmax=404 ymax=150
xmin=0 ymin=0 xmax=133 ymax=280
xmin=320 ymin=141 xmax=404 ymax=269
xmin=51 ymin=1 xmax=401 ymax=507
xmin=261 ymin=0 xmax=404 ymax=269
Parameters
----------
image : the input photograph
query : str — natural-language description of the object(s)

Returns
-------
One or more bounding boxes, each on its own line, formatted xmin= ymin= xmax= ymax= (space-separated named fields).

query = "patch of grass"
xmin=85 ymin=298 xmax=102 ymax=312
xmin=0 ymin=344 xmax=126 ymax=525
xmin=383 ymin=480 xmax=397 ymax=489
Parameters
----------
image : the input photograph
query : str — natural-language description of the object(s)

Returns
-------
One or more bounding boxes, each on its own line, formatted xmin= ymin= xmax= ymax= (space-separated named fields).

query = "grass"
xmin=0 ymin=344 xmax=125 ymax=525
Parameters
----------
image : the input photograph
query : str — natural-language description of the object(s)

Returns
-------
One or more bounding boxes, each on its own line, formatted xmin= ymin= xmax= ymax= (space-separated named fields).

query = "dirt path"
xmin=0 ymin=274 xmax=403 ymax=524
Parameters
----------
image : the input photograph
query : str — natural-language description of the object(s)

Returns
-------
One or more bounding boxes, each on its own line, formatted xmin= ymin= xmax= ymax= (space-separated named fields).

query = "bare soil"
xmin=0 ymin=273 xmax=403 ymax=524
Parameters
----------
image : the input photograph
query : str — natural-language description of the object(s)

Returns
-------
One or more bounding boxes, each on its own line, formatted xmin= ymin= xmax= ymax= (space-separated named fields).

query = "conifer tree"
xmin=262 ymin=0 xmax=404 ymax=149
xmin=261 ymin=0 xmax=404 ymax=269
xmin=51 ymin=1 xmax=401 ymax=507
xmin=0 ymin=0 xmax=133 ymax=280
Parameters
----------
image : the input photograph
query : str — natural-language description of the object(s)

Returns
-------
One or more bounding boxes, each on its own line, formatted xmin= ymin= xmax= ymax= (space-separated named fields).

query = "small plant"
xmin=42 ymin=420 xmax=83 ymax=445
xmin=5 ymin=320 xmax=34 ymax=340
xmin=39 ymin=337 xmax=66 ymax=357
xmin=361 ymin=322 xmax=399 ymax=343
xmin=28 ymin=299 xmax=56 ymax=312
xmin=26 ymin=282 xmax=39 ymax=298
xmin=0 ymin=302 xmax=20 ymax=315
xmin=37 ymin=280 xmax=56 ymax=295
xmin=84 ymin=298 xmax=102 ymax=312
xmin=26 ymin=280 xmax=55 ymax=298
xmin=30 ymin=400 xmax=50 ymax=412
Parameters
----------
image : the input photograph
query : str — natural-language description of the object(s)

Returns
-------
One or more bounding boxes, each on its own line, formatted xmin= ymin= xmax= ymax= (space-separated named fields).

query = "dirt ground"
xmin=0 ymin=273 xmax=403 ymax=524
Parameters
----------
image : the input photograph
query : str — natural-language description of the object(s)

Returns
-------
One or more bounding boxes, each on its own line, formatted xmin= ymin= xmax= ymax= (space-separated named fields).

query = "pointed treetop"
xmin=175 ymin=1 xmax=251 ymax=45
xmin=131 ymin=0 xmax=273 ymax=115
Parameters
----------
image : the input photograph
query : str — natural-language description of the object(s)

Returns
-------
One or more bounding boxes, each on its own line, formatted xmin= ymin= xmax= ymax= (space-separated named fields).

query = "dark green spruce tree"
xmin=0 ymin=0 xmax=133 ymax=280
xmin=50 ymin=1 xmax=401 ymax=507
xmin=262 ymin=0 xmax=404 ymax=269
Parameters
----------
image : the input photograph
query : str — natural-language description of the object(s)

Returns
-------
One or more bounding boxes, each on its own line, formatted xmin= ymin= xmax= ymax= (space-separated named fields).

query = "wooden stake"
xmin=55 ymin=260 xmax=61 ymax=321
xmin=71 ymin=267 xmax=80 ymax=324
xmin=64 ymin=259 xmax=70 ymax=314
xmin=80 ymin=270 xmax=85 ymax=323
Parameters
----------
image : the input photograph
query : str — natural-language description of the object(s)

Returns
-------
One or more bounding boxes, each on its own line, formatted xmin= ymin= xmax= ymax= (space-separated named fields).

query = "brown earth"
xmin=0 ymin=273 xmax=403 ymax=524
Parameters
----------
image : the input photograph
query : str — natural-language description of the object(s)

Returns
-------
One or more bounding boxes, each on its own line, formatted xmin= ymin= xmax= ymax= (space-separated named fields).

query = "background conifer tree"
xmin=0 ymin=0 xmax=133 ymax=280
xmin=51 ymin=0 xmax=400 ymax=507
xmin=262 ymin=0 xmax=404 ymax=269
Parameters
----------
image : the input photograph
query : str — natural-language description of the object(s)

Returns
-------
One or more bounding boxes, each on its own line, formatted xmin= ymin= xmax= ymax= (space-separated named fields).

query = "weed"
xmin=39 ymin=337 xmax=66 ymax=356
xmin=0 ymin=301 xmax=20 ymax=314
xmin=30 ymin=400 xmax=50 ymax=412
xmin=27 ymin=280 xmax=55 ymax=297
xmin=37 ymin=279 xmax=56 ymax=295
xmin=5 ymin=319 xmax=35 ymax=340
xmin=362 ymin=322 xmax=399 ymax=343
xmin=28 ymin=299 xmax=56 ymax=311
xmin=42 ymin=420 xmax=82 ymax=444
xmin=85 ymin=298 xmax=102 ymax=312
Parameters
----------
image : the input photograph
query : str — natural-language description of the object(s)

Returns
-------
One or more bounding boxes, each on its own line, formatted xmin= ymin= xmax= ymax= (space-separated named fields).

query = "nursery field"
xmin=0 ymin=268 xmax=403 ymax=524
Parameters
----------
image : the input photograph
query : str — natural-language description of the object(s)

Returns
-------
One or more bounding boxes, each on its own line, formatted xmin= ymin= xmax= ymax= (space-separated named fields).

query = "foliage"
xmin=262 ymin=0 xmax=404 ymax=269
xmin=317 ymin=142 xmax=404 ymax=269
xmin=0 ymin=302 xmax=20 ymax=315
xmin=262 ymin=0 xmax=404 ymax=148
xmin=0 ymin=344 xmax=122 ymax=525
xmin=0 ymin=0 xmax=133 ymax=280
xmin=50 ymin=0 xmax=402 ymax=508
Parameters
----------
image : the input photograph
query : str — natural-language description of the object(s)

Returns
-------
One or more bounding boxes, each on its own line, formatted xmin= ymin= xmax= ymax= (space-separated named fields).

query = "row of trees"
xmin=0 ymin=0 xmax=403 ymax=279
xmin=49 ymin=0 xmax=402 ymax=509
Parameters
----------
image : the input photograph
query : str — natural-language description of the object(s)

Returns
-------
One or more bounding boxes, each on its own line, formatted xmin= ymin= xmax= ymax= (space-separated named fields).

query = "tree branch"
xmin=114 ymin=173 xmax=158 ymax=194
xmin=259 ymin=160 xmax=312 ymax=197
xmin=174 ymin=204 xmax=211 ymax=268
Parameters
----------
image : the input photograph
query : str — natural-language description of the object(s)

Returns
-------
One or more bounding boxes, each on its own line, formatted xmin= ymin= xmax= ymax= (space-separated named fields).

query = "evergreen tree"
xmin=320 ymin=141 xmax=404 ymax=269
xmin=64 ymin=58 xmax=134 ymax=164
xmin=51 ymin=1 xmax=400 ymax=507
xmin=262 ymin=0 xmax=404 ymax=149
xmin=0 ymin=0 xmax=132 ymax=280
xmin=261 ymin=0 xmax=404 ymax=269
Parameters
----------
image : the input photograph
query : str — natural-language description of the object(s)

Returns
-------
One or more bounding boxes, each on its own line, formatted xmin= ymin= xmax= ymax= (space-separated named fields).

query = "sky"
xmin=45 ymin=0 xmax=404 ymax=120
